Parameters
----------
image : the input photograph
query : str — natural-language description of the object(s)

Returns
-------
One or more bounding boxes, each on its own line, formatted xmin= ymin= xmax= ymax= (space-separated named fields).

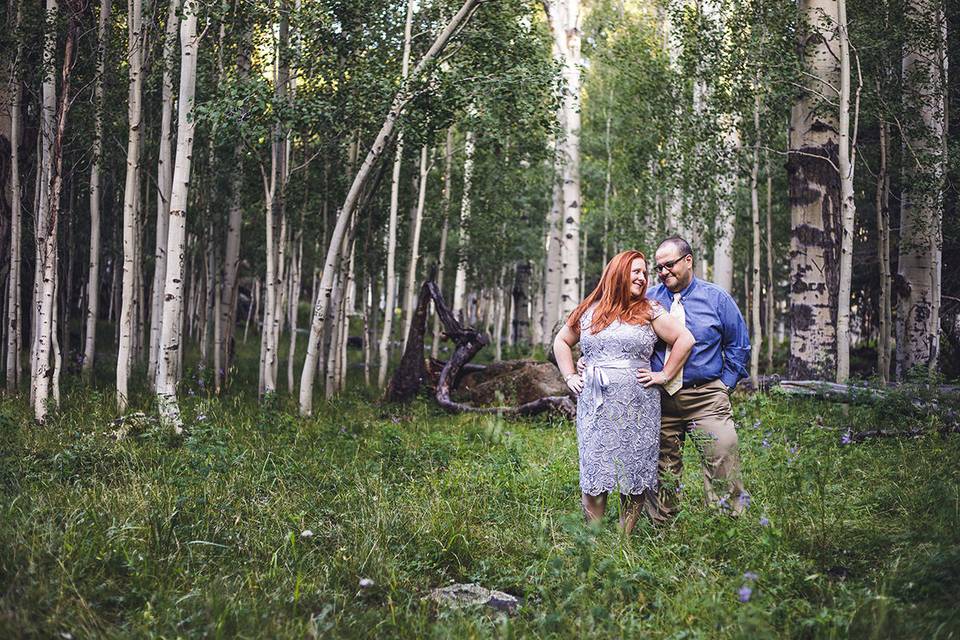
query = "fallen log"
xmin=386 ymin=277 xmax=574 ymax=419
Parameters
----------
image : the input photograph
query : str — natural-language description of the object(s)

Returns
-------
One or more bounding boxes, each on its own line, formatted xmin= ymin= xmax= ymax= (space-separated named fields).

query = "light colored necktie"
xmin=662 ymin=293 xmax=685 ymax=396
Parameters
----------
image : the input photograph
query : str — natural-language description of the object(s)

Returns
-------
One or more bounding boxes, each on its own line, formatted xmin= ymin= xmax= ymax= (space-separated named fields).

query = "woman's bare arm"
xmin=553 ymin=324 xmax=583 ymax=394
xmin=637 ymin=314 xmax=695 ymax=388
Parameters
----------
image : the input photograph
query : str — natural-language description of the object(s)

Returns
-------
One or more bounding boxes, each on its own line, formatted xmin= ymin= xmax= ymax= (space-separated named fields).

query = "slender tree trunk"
xmin=375 ymin=0 xmax=415 ymax=388
xmin=896 ymin=0 xmax=946 ymax=378
xmin=149 ymin=0 xmax=180 ymax=384
xmin=6 ymin=0 xmax=24 ymax=391
xmin=287 ymin=233 xmax=302 ymax=392
xmin=750 ymin=96 xmax=762 ymax=386
xmin=259 ymin=5 xmax=291 ymax=397
xmin=602 ymin=91 xmax=612 ymax=268
xmin=299 ymin=0 xmax=483 ymax=415
xmin=876 ymin=117 xmax=892 ymax=382
xmin=512 ymin=261 xmax=531 ymax=346
xmin=156 ymin=7 xmax=199 ymax=432
xmin=431 ymin=128 xmax=454 ymax=359
xmin=364 ymin=272 xmax=375 ymax=386
xmin=402 ymin=145 xmax=429 ymax=351
xmin=787 ymin=0 xmax=841 ymax=380
xmin=494 ymin=271 xmax=506 ymax=361
xmin=31 ymin=0 xmax=59 ymax=410
xmin=244 ymin=277 xmax=258 ymax=343
xmin=835 ymin=0 xmax=860 ymax=383
xmin=764 ymin=149 xmax=775 ymax=373
xmin=33 ymin=0 xmax=80 ymax=422
xmin=452 ymin=130 xmax=476 ymax=320
xmin=541 ymin=120 xmax=563 ymax=343
xmin=116 ymin=0 xmax=146 ymax=411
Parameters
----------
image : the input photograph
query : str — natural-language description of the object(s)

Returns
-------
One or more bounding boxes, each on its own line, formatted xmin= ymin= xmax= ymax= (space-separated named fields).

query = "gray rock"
xmin=424 ymin=583 xmax=520 ymax=614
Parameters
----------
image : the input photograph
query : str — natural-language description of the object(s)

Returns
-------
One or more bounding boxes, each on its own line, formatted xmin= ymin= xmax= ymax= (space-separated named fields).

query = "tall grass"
xmin=1 ymin=349 xmax=958 ymax=638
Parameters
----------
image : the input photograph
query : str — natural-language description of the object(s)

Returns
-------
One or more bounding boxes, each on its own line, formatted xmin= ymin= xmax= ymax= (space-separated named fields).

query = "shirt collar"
xmin=674 ymin=276 xmax=697 ymax=300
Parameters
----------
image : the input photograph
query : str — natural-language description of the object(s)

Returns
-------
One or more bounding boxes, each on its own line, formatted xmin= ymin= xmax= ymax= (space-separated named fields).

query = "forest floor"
xmin=2 ymin=341 xmax=959 ymax=638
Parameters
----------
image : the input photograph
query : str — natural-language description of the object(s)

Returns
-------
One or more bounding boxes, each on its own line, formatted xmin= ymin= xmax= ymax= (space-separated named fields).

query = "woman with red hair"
xmin=554 ymin=250 xmax=694 ymax=533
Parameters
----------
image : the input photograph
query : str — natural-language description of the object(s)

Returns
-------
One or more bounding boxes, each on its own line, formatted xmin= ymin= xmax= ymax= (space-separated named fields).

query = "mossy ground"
xmin=1 ymin=339 xmax=958 ymax=638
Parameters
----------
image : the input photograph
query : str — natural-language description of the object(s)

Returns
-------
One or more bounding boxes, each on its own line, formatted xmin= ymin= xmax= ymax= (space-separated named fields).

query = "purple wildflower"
xmin=743 ymin=571 xmax=759 ymax=581
xmin=761 ymin=439 xmax=770 ymax=448
xmin=738 ymin=493 xmax=752 ymax=509
xmin=840 ymin=431 xmax=852 ymax=445
xmin=759 ymin=516 xmax=770 ymax=527
xmin=738 ymin=585 xmax=752 ymax=602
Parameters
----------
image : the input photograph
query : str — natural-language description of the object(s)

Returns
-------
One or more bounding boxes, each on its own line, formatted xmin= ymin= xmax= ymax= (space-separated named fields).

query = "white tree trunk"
xmin=896 ymin=0 xmax=946 ymax=378
xmin=6 ymin=1 xmax=24 ymax=391
xmin=541 ymin=146 xmax=562 ymax=343
xmin=31 ymin=0 xmax=59 ymax=410
xmin=286 ymin=234 xmax=303 ymax=393
xmin=452 ymin=130 xmax=476 ymax=320
xmin=431 ymin=128 xmax=454 ymax=359
xmin=376 ymin=0 xmax=414 ymax=388
xmin=876 ymin=118 xmax=892 ymax=382
xmin=835 ymin=0 xmax=858 ymax=383
xmin=787 ymin=0 xmax=840 ymax=380
xmin=299 ymin=0 xmax=483 ymax=415
xmin=116 ymin=0 xmax=145 ymax=411
xmin=559 ymin=0 xmax=581 ymax=320
xmin=33 ymin=0 xmax=78 ymax=422
xmin=402 ymin=145 xmax=429 ymax=350
xmin=750 ymin=96 xmax=762 ymax=386
xmin=156 ymin=8 xmax=199 ymax=432
xmin=764 ymin=149 xmax=774 ymax=373
xmin=602 ymin=92 xmax=612 ymax=268
xmin=148 ymin=0 xmax=180 ymax=384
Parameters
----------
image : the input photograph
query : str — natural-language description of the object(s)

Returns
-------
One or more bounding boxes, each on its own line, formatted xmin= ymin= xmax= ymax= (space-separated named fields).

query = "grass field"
xmin=1 ymin=354 xmax=959 ymax=638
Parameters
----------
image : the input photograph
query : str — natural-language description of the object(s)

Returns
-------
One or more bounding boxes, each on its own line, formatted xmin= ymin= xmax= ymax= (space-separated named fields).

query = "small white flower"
xmin=359 ymin=578 xmax=374 ymax=588
xmin=300 ymin=529 xmax=314 ymax=539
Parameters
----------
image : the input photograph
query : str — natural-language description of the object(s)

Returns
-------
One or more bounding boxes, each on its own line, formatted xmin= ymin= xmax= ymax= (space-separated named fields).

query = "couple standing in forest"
xmin=554 ymin=236 xmax=751 ymax=533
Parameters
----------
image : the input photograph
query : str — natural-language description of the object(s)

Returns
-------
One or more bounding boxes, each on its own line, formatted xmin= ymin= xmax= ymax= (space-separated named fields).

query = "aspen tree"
xmin=550 ymin=0 xmax=582 ymax=320
xmin=764 ymin=150 xmax=774 ymax=373
xmin=430 ymin=129 xmax=453 ymax=359
xmin=117 ymin=0 xmax=146 ymax=411
xmin=835 ymin=0 xmax=860 ymax=383
xmin=896 ymin=0 xmax=946 ymax=377
xmin=31 ymin=0 xmax=58 ymax=410
xmin=750 ymin=95 xmax=762 ymax=386
xmin=33 ymin=0 xmax=81 ymax=422
xmin=377 ymin=0 xmax=415 ymax=388
xmin=787 ymin=0 xmax=840 ymax=380
xmin=402 ymin=145 xmax=430 ymax=351
xmin=876 ymin=116 xmax=892 ymax=382
xmin=6 ymin=0 xmax=24 ymax=391
xmin=156 ymin=5 xmax=200 ymax=431
xmin=451 ymin=130 xmax=475 ymax=320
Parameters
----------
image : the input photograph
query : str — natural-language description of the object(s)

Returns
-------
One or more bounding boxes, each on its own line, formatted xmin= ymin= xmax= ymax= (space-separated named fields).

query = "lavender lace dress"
xmin=576 ymin=302 xmax=664 ymax=496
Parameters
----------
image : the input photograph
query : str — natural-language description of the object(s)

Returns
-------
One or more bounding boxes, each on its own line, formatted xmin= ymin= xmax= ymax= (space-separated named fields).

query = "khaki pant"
xmin=647 ymin=379 xmax=748 ymax=524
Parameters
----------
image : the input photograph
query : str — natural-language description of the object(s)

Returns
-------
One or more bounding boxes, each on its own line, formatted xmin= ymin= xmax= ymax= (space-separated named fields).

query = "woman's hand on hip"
xmin=564 ymin=373 xmax=584 ymax=395
xmin=636 ymin=368 xmax=668 ymax=388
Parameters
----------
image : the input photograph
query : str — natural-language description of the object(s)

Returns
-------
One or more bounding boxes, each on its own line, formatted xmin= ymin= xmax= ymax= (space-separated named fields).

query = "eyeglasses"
xmin=653 ymin=254 xmax=690 ymax=273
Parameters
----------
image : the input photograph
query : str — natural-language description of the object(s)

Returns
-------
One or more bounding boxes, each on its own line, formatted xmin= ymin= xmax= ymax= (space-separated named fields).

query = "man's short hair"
xmin=658 ymin=235 xmax=694 ymax=259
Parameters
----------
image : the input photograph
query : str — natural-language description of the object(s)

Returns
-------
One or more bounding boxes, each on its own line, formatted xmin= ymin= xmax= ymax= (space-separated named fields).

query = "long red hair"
xmin=566 ymin=250 xmax=652 ymax=334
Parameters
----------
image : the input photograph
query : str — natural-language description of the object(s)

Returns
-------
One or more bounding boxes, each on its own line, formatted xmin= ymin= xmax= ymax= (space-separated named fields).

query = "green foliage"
xmin=2 ymin=383 xmax=959 ymax=637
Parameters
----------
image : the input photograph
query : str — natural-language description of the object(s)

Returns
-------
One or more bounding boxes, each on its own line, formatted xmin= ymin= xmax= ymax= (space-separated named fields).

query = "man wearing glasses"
xmin=645 ymin=235 xmax=751 ymax=523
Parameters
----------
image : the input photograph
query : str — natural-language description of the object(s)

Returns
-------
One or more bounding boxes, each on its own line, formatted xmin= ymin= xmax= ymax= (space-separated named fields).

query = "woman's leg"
xmin=581 ymin=492 xmax=607 ymax=522
xmin=619 ymin=491 xmax=648 ymax=534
